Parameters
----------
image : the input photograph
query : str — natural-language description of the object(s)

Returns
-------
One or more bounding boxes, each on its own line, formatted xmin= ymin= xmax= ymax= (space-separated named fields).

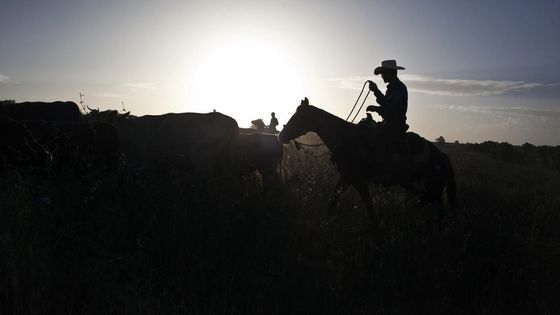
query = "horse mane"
xmin=290 ymin=104 xmax=366 ymax=151
xmin=303 ymin=104 xmax=359 ymax=133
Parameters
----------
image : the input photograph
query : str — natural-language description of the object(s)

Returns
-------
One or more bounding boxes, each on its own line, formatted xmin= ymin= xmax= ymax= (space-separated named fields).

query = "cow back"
xmin=0 ymin=117 xmax=119 ymax=172
xmin=0 ymin=101 xmax=82 ymax=122
xmin=116 ymin=112 xmax=239 ymax=172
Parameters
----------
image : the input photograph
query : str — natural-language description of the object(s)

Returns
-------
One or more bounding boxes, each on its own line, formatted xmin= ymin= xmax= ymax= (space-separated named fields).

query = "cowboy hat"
xmin=374 ymin=60 xmax=405 ymax=75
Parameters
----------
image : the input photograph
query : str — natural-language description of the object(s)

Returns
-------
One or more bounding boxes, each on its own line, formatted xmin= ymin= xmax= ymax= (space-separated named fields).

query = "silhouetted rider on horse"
xmin=364 ymin=60 xmax=411 ymax=178
xmin=366 ymin=59 xmax=409 ymax=138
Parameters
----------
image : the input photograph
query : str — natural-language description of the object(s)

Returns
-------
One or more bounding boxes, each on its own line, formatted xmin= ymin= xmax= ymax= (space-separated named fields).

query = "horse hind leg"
xmin=426 ymin=197 xmax=454 ymax=236
xmin=431 ymin=198 xmax=445 ymax=222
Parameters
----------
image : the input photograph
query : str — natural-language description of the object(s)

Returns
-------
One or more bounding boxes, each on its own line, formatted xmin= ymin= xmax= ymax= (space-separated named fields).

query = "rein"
xmin=346 ymin=80 xmax=371 ymax=123
xmin=294 ymin=141 xmax=331 ymax=158
xmin=293 ymin=139 xmax=325 ymax=147
xmin=291 ymin=139 xmax=330 ymax=158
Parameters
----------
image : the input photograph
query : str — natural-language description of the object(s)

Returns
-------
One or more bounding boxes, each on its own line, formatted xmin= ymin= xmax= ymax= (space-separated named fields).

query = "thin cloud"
xmin=432 ymin=104 xmax=560 ymax=120
xmin=332 ymin=74 xmax=547 ymax=96
xmin=0 ymin=74 xmax=11 ymax=84
xmin=402 ymin=75 xmax=543 ymax=96
xmin=122 ymin=82 xmax=156 ymax=91
xmin=330 ymin=76 xmax=370 ymax=90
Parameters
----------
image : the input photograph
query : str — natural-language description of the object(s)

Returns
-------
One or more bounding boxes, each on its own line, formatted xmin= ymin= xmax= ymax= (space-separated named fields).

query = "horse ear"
xmin=300 ymin=97 xmax=309 ymax=106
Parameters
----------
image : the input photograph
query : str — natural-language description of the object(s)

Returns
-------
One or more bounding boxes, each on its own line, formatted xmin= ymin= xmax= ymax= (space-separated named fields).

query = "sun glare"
xmin=185 ymin=39 xmax=308 ymax=128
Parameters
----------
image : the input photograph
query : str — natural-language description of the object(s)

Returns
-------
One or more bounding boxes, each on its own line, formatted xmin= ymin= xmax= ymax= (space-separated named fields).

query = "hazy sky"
xmin=1 ymin=0 xmax=559 ymax=145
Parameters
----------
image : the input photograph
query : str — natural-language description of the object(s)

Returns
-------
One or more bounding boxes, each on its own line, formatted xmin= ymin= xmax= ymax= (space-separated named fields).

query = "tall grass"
xmin=1 ymin=143 xmax=559 ymax=314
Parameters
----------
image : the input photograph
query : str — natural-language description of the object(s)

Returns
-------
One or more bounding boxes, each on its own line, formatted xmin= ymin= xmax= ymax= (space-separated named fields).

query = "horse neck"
xmin=307 ymin=107 xmax=355 ymax=150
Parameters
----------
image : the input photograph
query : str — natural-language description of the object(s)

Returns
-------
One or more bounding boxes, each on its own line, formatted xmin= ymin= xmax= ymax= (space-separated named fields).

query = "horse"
xmin=278 ymin=98 xmax=456 ymax=220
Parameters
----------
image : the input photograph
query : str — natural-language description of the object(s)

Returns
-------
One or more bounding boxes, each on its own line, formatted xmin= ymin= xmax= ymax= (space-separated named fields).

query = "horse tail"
xmin=441 ymin=152 xmax=456 ymax=209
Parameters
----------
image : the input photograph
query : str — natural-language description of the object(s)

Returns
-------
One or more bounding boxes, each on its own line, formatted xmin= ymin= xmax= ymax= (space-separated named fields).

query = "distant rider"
xmin=269 ymin=112 xmax=279 ymax=133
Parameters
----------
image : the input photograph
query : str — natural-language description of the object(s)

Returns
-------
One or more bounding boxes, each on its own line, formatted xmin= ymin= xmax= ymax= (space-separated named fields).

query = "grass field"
xmin=1 ymin=141 xmax=559 ymax=314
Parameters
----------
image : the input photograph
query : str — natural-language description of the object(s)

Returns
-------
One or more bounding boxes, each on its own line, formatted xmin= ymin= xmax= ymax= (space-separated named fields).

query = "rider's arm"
xmin=376 ymin=85 xmax=402 ymax=107
xmin=375 ymin=84 xmax=406 ymax=118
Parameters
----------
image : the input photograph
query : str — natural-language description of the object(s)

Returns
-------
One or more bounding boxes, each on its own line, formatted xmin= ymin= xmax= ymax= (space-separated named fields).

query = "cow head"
xmin=86 ymin=109 xmax=130 ymax=124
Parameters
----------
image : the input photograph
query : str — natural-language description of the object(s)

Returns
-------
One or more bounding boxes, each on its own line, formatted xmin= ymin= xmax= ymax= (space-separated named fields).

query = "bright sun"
xmin=185 ymin=39 xmax=309 ymax=128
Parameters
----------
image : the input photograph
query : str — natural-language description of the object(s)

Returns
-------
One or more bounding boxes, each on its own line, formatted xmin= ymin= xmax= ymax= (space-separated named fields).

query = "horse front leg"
xmin=328 ymin=176 xmax=350 ymax=213
xmin=352 ymin=181 xmax=376 ymax=218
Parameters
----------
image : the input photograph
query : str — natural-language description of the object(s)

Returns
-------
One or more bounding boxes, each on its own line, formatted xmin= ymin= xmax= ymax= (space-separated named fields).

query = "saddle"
xmin=372 ymin=132 xmax=431 ymax=166
xmin=353 ymin=128 xmax=431 ymax=169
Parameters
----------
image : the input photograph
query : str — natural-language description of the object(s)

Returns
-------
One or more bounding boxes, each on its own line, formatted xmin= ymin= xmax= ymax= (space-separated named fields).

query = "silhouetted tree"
xmin=0 ymin=99 xmax=16 ymax=105
xmin=476 ymin=141 xmax=499 ymax=154
xmin=435 ymin=136 xmax=445 ymax=144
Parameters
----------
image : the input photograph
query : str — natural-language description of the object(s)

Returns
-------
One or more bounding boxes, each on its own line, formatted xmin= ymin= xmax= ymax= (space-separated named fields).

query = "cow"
xmin=113 ymin=112 xmax=239 ymax=173
xmin=0 ymin=101 xmax=82 ymax=122
xmin=234 ymin=132 xmax=284 ymax=188
xmin=0 ymin=116 xmax=119 ymax=173
xmin=84 ymin=107 xmax=132 ymax=124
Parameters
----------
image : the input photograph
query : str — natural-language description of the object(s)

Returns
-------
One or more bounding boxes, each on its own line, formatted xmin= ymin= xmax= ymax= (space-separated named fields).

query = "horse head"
xmin=278 ymin=97 xmax=314 ymax=144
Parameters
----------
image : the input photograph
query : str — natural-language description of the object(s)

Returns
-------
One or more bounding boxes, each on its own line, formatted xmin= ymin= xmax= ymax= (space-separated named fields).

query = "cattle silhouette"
xmin=87 ymin=109 xmax=284 ymax=181
xmin=85 ymin=107 xmax=132 ymax=124
xmin=109 ymin=112 xmax=239 ymax=173
xmin=0 ymin=116 xmax=119 ymax=172
xmin=0 ymin=101 xmax=82 ymax=122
